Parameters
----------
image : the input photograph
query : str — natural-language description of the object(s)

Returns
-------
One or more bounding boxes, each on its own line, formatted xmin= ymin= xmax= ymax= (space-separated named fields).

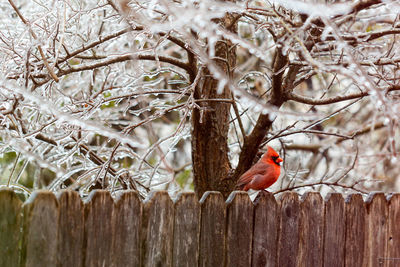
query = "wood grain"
xmin=141 ymin=191 xmax=174 ymax=267
xmin=277 ymin=192 xmax=300 ymax=267
xmin=84 ymin=190 xmax=114 ymax=267
xmin=112 ymin=191 xmax=142 ymax=267
xmin=344 ymin=194 xmax=367 ymax=267
xmin=57 ymin=190 xmax=84 ymax=267
xmin=298 ymin=192 xmax=324 ymax=267
xmin=21 ymin=191 xmax=59 ymax=267
xmin=386 ymin=194 xmax=400 ymax=267
xmin=365 ymin=193 xmax=388 ymax=267
xmin=199 ymin=191 xmax=226 ymax=267
xmin=172 ymin=192 xmax=200 ymax=267
xmin=226 ymin=191 xmax=254 ymax=267
xmin=323 ymin=193 xmax=345 ymax=267
xmin=252 ymin=191 xmax=278 ymax=267
xmin=0 ymin=189 xmax=22 ymax=267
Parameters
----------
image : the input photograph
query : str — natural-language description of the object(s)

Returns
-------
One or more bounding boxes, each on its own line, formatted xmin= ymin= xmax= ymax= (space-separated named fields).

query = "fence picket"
xmin=323 ymin=193 xmax=345 ymax=267
xmin=252 ymin=191 xmax=278 ymax=267
xmin=345 ymin=194 xmax=367 ymax=267
xmin=0 ymin=189 xmax=22 ymax=266
xmin=299 ymin=192 xmax=324 ymax=267
xmin=386 ymin=194 xmax=400 ymax=267
xmin=141 ymin=191 xmax=174 ymax=267
xmin=199 ymin=191 xmax=226 ymax=267
xmin=112 ymin=191 xmax=142 ymax=267
xmin=277 ymin=192 xmax=300 ymax=267
xmin=84 ymin=190 xmax=114 ymax=267
xmin=57 ymin=190 xmax=84 ymax=267
xmin=366 ymin=193 xmax=388 ymax=267
xmin=21 ymin=191 xmax=59 ymax=267
xmin=226 ymin=191 xmax=254 ymax=267
xmin=172 ymin=192 xmax=200 ymax=267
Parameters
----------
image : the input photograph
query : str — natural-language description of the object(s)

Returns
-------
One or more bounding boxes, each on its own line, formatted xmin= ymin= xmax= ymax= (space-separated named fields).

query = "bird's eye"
xmin=272 ymin=156 xmax=280 ymax=165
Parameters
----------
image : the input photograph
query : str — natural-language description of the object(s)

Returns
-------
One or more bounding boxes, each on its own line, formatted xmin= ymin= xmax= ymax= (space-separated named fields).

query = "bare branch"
xmin=58 ymin=54 xmax=191 ymax=76
xmin=288 ymin=85 xmax=400 ymax=105
xmin=7 ymin=0 xmax=59 ymax=82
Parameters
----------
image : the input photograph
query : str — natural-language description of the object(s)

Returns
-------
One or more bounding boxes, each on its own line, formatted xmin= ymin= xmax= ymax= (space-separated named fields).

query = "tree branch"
xmin=284 ymin=121 xmax=387 ymax=152
xmin=58 ymin=54 xmax=191 ymax=76
xmin=288 ymin=85 xmax=400 ymax=105
xmin=58 ymin=28 xmax=133 ymax=64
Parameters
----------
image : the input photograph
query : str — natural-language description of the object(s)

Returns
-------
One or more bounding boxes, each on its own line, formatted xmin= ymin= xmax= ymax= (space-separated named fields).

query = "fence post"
xmin=252 ymin=191 xmax=278 ymax=267
xmin=277 ymin=192 xmax=300 ymax=267
xmin=0 ymin=189 xmax=22 ymax=266
xmin=299 ymin=192 xmax=324 ymax=267
xmin=323 ymin=193 xmax=345 ymax=267
xmin=112 ymin=191 xmax=142 ymax=267
xmin=345 ymin=194 xmax=367 ymax=267
xmin=199 ymin=191 xmax=226 ymax=267
xmin=84 ymin=190 xmax=114 ymax=267
xmin=21 ymin=191 xmax=59 ymax=267
xmin=226 ymin=191 xmax=254 ymax=267
xmin=366 ymin=193 xmax=388 ymax=267
xmin=141 ymin=191 xmax=174 ymax=267
xmin=173 ymin=192 xmax=200 ymax=267
xmin=57 ymin=190 xmax=84 ymax=267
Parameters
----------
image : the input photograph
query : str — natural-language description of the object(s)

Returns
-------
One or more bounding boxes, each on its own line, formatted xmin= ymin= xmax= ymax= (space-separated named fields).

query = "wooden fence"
xmin=0 ymin=189 xmax=399 ymax=267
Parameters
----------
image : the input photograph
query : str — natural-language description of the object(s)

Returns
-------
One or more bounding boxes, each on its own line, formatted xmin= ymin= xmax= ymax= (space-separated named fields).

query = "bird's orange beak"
xmin=277 ymin=157 xmax=283 ymax=163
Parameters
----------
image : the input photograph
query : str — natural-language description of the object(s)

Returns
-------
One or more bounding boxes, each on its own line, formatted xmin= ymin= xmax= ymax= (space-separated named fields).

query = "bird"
xmin=236 ymin=146 xmax=283 ymax=191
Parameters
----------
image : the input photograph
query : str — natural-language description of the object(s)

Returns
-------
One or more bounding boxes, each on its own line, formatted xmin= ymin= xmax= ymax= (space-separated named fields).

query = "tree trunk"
xmin=191 ymin=13 xmax=237 ymax=199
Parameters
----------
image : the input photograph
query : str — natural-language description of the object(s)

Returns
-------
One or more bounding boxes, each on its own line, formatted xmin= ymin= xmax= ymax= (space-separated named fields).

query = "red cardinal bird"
xmin=236 ymin=146 xmax=283 ymax=191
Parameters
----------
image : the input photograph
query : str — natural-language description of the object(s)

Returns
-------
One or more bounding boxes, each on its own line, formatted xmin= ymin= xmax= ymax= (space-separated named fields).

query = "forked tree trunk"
xmin=191 ymin=12 xmax=293 ymax=199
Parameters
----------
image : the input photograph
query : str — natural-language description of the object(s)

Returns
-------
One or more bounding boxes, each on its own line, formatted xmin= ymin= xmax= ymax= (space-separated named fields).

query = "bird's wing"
xmin=236 ymin=162 xmax=271 ymax=188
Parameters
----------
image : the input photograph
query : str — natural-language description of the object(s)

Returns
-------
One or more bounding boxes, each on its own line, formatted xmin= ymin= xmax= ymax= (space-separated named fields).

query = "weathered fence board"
xmin=226 ymin=191 xmax=254 ymax=267
xmin=323 ymin=193 xmax=345 ymax=267
xmin=366 ymin=193 xmax=388 ymax=267
xmin=84 ymin=190 xmax=113 ymax=267
xmin=277 ymin=192 xmax=300 ymax=267
xmin=21 ymin=191 xmax=59 ymax=267
xmin=386 ymin=194 xmax=400 ymax=267
xmin=1 ymin=189 xmax=399 ymax=267
xmin=112 ymin=191 xmax=142 ymax=267
xmin=345 ymin=194 xmax=367 ymax=267
xmin=252 ymin=191 xmax=278 ymax=267
xmin=57 ymin=190 xmax=84 ymax=267
xmin=0 ymin=189 xmax=22 ymax=267
xmin=299 ymin=192 xmax=324 ymax=267
xmin=172 ymin=192 xmax=200 ymax=267
xmin=141 ymin=191 xmax=174 ymax=267
xmin=199 ymin=191 xmax=226 ymax=267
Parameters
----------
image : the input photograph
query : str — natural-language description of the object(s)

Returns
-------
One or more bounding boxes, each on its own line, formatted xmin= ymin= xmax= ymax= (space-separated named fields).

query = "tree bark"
xmin=191 ymin=13 xmax=237 ymax=199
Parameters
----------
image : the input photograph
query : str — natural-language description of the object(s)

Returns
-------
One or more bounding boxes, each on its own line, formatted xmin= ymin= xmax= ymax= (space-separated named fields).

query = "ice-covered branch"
xmin=288 ymin=85 xmax=400 ymax=105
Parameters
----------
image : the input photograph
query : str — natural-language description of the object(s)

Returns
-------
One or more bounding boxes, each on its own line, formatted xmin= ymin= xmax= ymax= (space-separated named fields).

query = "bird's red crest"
xmin=266 ymin=146 xmax=279 ymax=158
